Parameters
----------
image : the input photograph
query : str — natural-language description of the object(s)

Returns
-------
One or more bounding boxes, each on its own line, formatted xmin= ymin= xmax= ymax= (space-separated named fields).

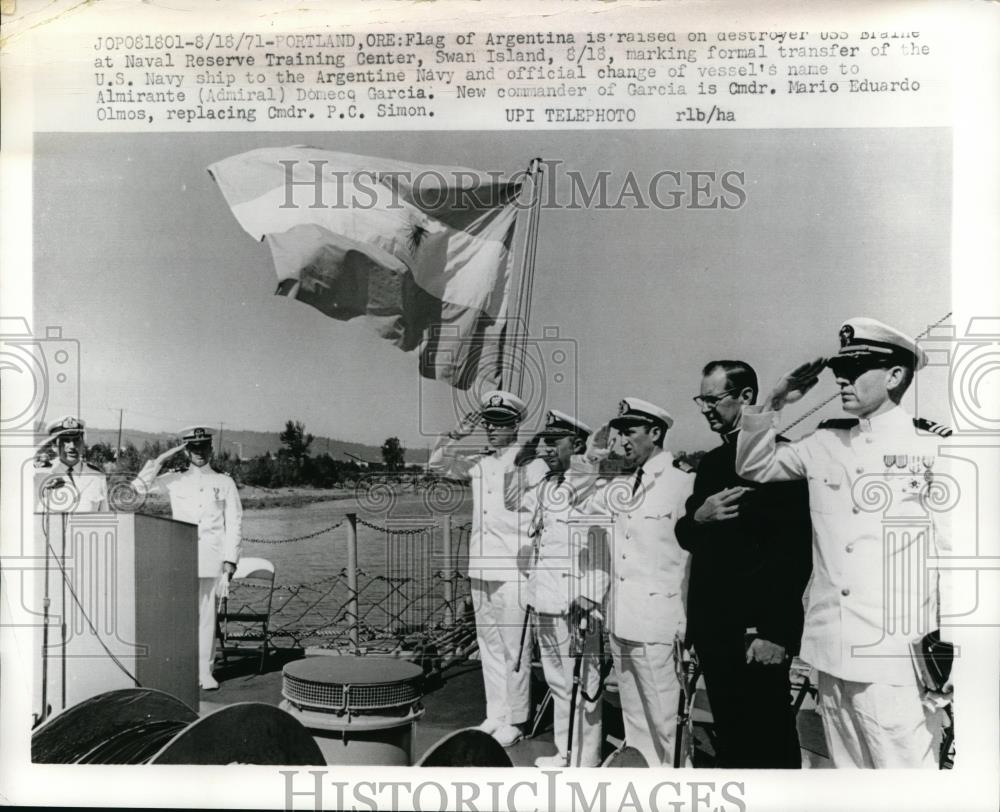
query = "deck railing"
xmin=225 ymin=512 xmax=478 ymax=664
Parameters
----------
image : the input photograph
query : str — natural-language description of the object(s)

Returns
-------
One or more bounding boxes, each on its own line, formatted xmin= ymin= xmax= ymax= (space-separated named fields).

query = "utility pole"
xmin=218 ymin=421 xmax=224 ymax=456
xmin=116 ymin=409 xmax=124 ymax=454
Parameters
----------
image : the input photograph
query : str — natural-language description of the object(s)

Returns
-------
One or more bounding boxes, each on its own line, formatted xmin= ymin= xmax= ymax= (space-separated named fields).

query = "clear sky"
xmin=33 ymin=128 xmax=952 ymax=454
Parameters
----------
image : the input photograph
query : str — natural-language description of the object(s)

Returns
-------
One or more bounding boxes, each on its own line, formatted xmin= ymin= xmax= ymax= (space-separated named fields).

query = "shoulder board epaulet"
xmin=913 ymin=417 xmax=953 ymax=437
xmin=817 ymin=418 xmax=860 ymax=430
xmin=673 ymin=458 xmax=694 ymax=473
xmin=84 ymin=462 xmax=104 ymax=473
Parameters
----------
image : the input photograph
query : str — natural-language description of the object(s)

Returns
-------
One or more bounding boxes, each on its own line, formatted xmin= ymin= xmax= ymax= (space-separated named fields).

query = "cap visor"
xmin=481 ymin=409 xmax=519 ymax=425
xmin=609 ymin=416 xmax=650 ymax=431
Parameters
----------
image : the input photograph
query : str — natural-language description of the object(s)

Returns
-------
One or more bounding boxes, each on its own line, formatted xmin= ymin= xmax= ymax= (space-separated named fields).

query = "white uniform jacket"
xmin=36 ymin=460 xmax=108 ymax=513
xmin=736 ymin=406 xmax=951 ymax=685
xmin=578 ymin=449 xmax=694 ymax=644
xmin=135 ymin=463 xmax=243 ymax=578
xmin=523 ymin=463 xmax=611 ymax=616
xmin=428 ymin=437 xmax=547 ymax=582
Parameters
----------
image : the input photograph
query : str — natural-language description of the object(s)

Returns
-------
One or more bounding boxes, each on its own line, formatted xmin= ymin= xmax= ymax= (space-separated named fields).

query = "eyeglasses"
xmin=692 ymin=388 xmax=739 ymax=408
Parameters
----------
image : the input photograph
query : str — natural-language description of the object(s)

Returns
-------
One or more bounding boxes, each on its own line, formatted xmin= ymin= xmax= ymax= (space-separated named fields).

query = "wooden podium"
xmin=33 ymin=512 xmax=199 ymax=719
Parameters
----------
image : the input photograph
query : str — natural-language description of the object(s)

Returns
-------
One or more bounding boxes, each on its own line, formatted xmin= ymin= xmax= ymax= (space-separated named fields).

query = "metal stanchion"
xmin=346 ymin=513 xmax=360 ymax=654
xmin=442 ymin=515 xmax=454 ymax=629
xmin=565 ymin=616 xmax=588 ymax=768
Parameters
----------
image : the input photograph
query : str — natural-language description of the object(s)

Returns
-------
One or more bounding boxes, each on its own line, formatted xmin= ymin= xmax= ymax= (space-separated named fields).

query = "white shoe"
xmin=534 ymin=753 xmax=568 ymax=768
xmin=200 ymin=674 xmax=219 ymax=690
xmin=477 ymin=718 xmax=502 ymax=735
xmin=493 ymin=723 xmax=524 ymax=748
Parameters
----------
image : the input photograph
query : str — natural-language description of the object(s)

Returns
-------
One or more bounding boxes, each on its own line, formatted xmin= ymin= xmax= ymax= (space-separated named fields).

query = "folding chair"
xmin=216 ymin=557 xmax=275 ymax=674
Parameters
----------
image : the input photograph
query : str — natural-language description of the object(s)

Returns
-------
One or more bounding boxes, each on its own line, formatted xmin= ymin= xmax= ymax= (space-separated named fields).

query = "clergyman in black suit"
xmin=675 ymin=360 xmax=813 ymax=768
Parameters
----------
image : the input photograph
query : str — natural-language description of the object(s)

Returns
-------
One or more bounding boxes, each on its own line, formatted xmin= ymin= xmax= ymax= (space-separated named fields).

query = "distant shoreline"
xmin=137 ymin=482 xmax=452 ymax=515
xmin=138 ymin=485 xmax=363 ymax=515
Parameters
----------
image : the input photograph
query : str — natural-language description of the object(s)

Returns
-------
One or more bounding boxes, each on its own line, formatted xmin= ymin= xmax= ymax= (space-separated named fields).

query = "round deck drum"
xmin=280 ymin=656 xmax=424 ymax=766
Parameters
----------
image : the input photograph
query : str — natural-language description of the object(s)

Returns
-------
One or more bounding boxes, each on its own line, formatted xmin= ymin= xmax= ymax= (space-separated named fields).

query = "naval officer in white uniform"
xmin=525 ymin=410 xmax=610 ymax=767
xmin=580 ymin=397 xmax=695 ymax=767
xmin=36 ymin=417 xmax=108 ymax=513
xmin=134 ymin=425 xmax=243 ymax=690
xmin=429 ymin=391 xmax=548 ymax=747
xmin=736 ymin=317 xmax=953 ymax=767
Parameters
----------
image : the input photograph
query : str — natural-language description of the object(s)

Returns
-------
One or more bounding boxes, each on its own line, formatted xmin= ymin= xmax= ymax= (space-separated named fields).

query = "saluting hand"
xmin=764 ymin=357 xmax=827 ymax=412
xmin=590 ymin=422 xmax=612 ymax=451
xmin=156 ymin=443 xmax=188 ymax=465
xmin=514 ymin=433 xmax=543 ymax=467
xmin=694 ymin=486 xmax=751 ymax=524
xmin=450 ymin=411 xmax=481 ymax=439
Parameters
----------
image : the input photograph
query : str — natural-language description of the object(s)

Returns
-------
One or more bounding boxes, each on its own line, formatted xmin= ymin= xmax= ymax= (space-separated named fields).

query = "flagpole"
xmin=502 ymin=157 xmax=544 ymax=398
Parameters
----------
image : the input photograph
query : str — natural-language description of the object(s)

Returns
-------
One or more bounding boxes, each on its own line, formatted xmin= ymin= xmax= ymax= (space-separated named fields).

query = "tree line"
xmin=73 ymin=420 xmax=706 ymax=490
xmin=77 ymin=420 xmax=420 ymax=489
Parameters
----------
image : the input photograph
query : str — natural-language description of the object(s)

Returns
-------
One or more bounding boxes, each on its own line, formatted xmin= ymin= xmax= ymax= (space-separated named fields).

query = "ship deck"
xmin=200 ymin=650 xmax=833 ymax=768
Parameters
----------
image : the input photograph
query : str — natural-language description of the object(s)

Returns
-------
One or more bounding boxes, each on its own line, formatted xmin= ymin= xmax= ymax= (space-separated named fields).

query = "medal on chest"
xmin=884 ymin=453 xmax=934 ymax=493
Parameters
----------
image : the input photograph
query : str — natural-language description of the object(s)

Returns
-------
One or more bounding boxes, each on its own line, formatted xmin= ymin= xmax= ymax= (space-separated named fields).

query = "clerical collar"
xmin=721 ymin=428 xmax=740 ymax=445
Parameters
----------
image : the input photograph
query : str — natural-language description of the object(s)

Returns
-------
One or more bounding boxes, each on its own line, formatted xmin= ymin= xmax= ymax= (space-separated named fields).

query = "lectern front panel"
xmin=33 ymin=512 xmax=199 ymax=720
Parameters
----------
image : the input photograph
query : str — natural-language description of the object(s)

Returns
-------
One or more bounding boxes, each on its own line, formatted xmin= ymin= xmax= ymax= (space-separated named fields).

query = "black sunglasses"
xmin=826 ymin=357 xmax=893 ymax=380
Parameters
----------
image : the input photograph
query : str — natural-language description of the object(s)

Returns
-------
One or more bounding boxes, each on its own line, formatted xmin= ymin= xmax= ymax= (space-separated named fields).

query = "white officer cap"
xmin=610 ymin=397 xmax=674 ymax=431
xmin=540 ymin=409 xmax=592 ymax=440
xmin=46 ymin=416 xmax=85 ymax=440
xmin=479 ymin=390 xmax=526 ymax=424
xmin=834 ymin=317 xmax=928 ymax=370
xmin=180 ymin=425 xmax=214 ymax=444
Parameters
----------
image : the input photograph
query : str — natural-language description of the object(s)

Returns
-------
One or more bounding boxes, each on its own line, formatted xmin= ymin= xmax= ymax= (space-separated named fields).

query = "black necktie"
xmin=631 ymin=467 xmax=644 ymax=496
xmin=66 ymin=465 xmax=75 ymax=485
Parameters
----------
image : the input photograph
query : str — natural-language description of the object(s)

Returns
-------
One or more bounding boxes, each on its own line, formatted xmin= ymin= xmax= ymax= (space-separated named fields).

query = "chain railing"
xmin=242 ymin=519 xmax=345 ymax=545
xmin=223 ymin=513 xmax=476 ymax=664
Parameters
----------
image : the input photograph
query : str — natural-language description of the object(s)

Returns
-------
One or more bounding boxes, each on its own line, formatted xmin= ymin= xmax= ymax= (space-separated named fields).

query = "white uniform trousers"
xmin=610 ymin=635 xmax=682 ymax=767
xmin=198 ymin=577 xmax=219 ymax=681
xmin=817 ymin=671 xmax=943 ymax=768
xmin=471 ymin=578 xmax=532 ymax=726
xmin=536 ymin=613 xmax=603 ymax=767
